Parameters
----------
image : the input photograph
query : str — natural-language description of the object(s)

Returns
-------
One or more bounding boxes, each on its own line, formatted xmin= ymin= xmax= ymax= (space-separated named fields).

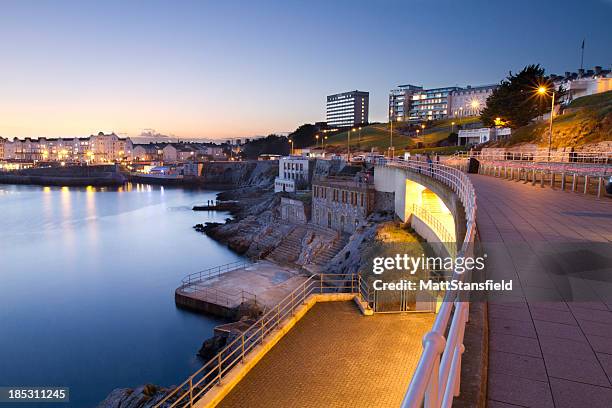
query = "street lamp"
xmin=324 ymin=136 xmax=328 ymax=155
xmin=289 ymin=138 xmax=294 ymax=155
xmin=358 ymin=126 xmax=362 ymax=149
xmin=348 ymin=128 xmax=356 ymax=161
xmin=451 ymin=121 xmax=455 ymax=133
xmin=537 ymin=86 xmax=556 ymax=162
xmin=315 ymin=134 xmax=319 ymax=149
xmin=389 ymin=108 xmax=394 ymax=159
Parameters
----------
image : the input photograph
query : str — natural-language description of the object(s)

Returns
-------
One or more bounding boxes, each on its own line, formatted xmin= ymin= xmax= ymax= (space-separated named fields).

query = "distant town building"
xmin=133 ymin=143 xmax=164 ymax=161
xmin=1 ymin=132 xmax=132 ymax=163
xmin=448 ymin=85 xmax=497 ymax=118
xmin=311 ymin=174 xmax=375 ymax=233
xmin=274 ymin=156 xmax=311 ymax=192
xmin=326 ymin=90 xmax=369 ymax=128
xmin=550 ymin=66 xmax=612 ymax=103
xmin=389 ymin=84 xmax=423 ymax=122
xmin=389 ymin=83 xmax=497 ymax=122
xmin=458 ymin=127 xmax=511 ymax=146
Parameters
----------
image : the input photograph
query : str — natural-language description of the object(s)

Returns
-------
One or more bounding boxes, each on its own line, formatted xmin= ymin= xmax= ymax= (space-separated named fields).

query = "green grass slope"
xmin=315 ymin=116 xmax=480 ymax=155
xmin=500 ymin=90 xmax=612 ymax=148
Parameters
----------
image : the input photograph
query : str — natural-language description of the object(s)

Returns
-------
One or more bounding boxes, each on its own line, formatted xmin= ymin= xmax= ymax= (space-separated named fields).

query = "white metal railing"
xmin=475 ymin=160 xmax=612 ymax=198
xmin=155 ymin=273 xmax=368 ymax=408
xmin=411 ymin=204 xmax=457 ymax=258
xmin=455 ymin=150 xmax=612 ymax=164
xmin=383 ymin=159 xmax=477 ymax=408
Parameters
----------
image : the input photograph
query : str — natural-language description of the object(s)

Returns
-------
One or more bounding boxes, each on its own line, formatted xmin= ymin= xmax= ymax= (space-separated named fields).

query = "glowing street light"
xmin=315 ymin=134 xmax=320 ymax=149
xmin=536 ymin=85 xmax=556 ymax=161
xmin=348 ymin=128 xmax=356 ymax=161
xmin=288 ymin=138 xmax=294 ymax=155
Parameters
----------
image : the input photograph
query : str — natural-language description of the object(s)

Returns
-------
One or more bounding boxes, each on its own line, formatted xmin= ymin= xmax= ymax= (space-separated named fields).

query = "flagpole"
xmin=580 ymin=39 xmax=585 ymax=71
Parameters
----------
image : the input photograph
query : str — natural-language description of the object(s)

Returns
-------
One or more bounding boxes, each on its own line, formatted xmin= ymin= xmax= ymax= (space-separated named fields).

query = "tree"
xmin=480 ymin=64 xmax=557 ymax=128
xmin=240 ymin=135 xmax=290 ymax=159
xmin=288 ymin=124 xmax=319 ymax=148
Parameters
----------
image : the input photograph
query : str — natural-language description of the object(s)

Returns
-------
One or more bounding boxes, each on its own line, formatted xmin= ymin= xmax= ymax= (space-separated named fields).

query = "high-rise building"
xmin=389 ymin=83 xmax=498 ymax=122
xmin=389 ymin=84 xmax=423 ymax=122
xmin=326 ymin=90 xmax=369 ymax=128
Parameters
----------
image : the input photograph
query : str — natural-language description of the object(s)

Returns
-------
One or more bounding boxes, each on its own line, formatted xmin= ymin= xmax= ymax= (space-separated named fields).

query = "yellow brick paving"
xmin=217 ymin=301 xmax=434 ymax=408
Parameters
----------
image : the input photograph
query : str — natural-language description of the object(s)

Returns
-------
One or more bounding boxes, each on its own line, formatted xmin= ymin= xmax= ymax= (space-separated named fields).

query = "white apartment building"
xmin=448 ymin=85 xmax=497 ymax=118
xmin=326 ymin=90 xmax=369 ymax=128
xmin=274 ymin=156 xmax=311 ymax=193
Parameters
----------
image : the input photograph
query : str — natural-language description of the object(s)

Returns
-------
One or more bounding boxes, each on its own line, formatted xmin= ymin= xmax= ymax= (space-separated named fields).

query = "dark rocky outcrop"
xmin=97 ymin=384 xmax=172 ymax=408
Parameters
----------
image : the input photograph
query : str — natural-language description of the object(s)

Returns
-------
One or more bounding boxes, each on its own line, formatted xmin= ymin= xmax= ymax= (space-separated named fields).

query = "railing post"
xmin=597 ymin=176 xmax=603 ymax=198
xmin=584 ymin=175 xmax=589 ymax=194
xmin=217 ymin=354 xmax=222 ymax=385
xmin=550 ymin=172 xmax=555 ymax=188
xmin=572 ymin=173 xmax=577 ymax=192
xmin=260 ymin=318 xmax=264 ymax=344
xmin=189 ymin=376 xmax=193 ymax=408
xmin=561 ymin=172 xmax=566 ymax=190
xmin=241 ymin=333 xmax=245 ymax=363
xmin=531 ymin=169 xmax=536 ymax=185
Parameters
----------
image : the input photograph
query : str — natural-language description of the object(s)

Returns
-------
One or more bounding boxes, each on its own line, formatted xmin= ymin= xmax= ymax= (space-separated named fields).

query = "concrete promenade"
xmin=470 ymin=174 xmax=612 ymax=408
xmin=217 ymin=301 xmax=434 ymax=408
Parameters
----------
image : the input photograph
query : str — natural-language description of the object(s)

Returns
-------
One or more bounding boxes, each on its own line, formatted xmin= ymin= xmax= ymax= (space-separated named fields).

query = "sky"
xmin=1 ymin=0 xmax=610 ymax=139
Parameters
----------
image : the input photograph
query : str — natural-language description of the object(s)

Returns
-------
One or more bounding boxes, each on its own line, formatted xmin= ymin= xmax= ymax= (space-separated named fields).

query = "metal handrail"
xmin=382 ymin=159 xmax=477 ymax=408
xmin=411 ymin=204 xmax=456 ymax=258
xmin=155 ymin=273 xmax=366 ymax=408
xmin=455 ymin=150 xmax=612 ymax=164
xmin=181 ymin=260 xmax=251 ymax=286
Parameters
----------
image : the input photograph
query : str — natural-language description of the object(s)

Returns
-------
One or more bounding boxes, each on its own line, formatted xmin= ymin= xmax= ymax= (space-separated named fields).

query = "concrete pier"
xmin=175 ymin=261 xmax=308 ymax=318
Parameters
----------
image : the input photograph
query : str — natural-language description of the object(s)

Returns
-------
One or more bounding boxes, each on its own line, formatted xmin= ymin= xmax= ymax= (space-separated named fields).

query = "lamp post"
xmin=537 ymin=86 xmax=556 ymax=162
xmin=324 ymin=136 xmax=328 ymax=155
xmin=289 ymin=139 xmax=294 ymax=155
xmin=348 ymin=128 xmax=356 ymax=162
xmin=389 ymin=108 xmax=394 ymax=159
xmin=451 ymin=121 xmax=455 ymax=133
xmin=358 ymin=126 xmax=362 ymax=149
xmin=315 ymin=134 xmax=319 ymax=149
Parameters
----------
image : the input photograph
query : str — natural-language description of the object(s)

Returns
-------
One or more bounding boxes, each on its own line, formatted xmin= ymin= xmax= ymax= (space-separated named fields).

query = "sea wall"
xmin=0 ymin=164 xmax=126 ymax=186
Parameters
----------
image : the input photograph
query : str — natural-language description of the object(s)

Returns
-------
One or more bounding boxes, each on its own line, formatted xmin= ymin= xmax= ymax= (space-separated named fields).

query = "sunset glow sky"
xmin=1 ymin=0 xmax=610 ymax=139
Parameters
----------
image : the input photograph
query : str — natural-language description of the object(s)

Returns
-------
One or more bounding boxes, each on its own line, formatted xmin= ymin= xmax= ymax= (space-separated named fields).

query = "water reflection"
xmin=0 ymin=184 xmax=242 ymax=407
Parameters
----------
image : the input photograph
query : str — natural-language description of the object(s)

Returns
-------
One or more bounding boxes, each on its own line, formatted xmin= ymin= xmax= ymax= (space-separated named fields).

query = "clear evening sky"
xmin=1 ymin=0 xmax=610 ymax=139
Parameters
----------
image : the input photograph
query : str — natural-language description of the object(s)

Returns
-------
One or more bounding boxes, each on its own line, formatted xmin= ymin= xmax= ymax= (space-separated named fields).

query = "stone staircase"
xmin=266 ymin=225 xmax=307 ymax=265
xmin=312 ymin=233 xmax=350 ymax=266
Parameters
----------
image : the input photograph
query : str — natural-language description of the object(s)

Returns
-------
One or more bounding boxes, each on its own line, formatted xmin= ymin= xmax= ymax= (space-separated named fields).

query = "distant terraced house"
xmin=1 ymin=132 xmax=132 ymax=163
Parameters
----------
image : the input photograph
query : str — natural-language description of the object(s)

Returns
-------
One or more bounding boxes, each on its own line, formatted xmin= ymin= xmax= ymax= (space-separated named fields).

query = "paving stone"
xmin=596 ymin=352 xmax=612 ymax=384
xmin=490 ymin=317 xmax=537 ymax=338
xmin=489 ymin=351 xmax=548 ymax=381
xmin=538 ymin=335 xmax=598 ymax=362
xmin=487 ymin=400 xmax=526 ymax=408
xmin=217 ymin=301 xmax=435 ymax=408
xmin=587 ymin=334 xmax=612 ymax=354
xmin=543 ymin=353 xmax=611 ymax=387
xmin=489 ymin=304 xmax=533 ymax=322
xmin=570 ymin=306 xmax=612 ymax=324
xmin=530 ymin=306 xmax=577 ymax=325
xmin=487 ymin=371 xmax=553 ymax=408
xmin=550 ymin=377 xmax=612 ymax=408
xmin=578 ymin=319 xmax=612 ymax=338
xmin=489 ymin=332 xmax=542 ymax=358
xmin=533 ymin=320 xmax=588 ymax=343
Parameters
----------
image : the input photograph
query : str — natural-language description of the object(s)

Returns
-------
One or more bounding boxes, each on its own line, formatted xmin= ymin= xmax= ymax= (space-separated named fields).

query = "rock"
xmin=198 ymin=334 xmax=227 ymax=361
xmin=97 ymin=385 xmax=170 ymax=408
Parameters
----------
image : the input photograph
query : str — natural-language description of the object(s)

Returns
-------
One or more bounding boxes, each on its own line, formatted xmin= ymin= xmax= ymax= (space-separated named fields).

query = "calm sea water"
xmin=0 ymin=183 xmax=242 ymax=407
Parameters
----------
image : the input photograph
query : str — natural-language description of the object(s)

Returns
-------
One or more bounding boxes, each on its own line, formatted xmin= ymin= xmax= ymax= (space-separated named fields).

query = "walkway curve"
xmin=470 ymin=174 xmax=612 ymax=408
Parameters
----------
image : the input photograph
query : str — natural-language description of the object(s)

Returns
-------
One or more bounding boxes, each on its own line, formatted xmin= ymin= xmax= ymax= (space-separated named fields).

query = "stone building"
xmin=311 ymin=174 xmax=375 ymax=233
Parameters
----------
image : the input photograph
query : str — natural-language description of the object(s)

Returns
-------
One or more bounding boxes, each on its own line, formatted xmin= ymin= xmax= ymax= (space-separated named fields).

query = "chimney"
xmin=564 ymin=71 xmax=570 ymax=78
xmin=595 ymin=66 xmax=602 ymax=75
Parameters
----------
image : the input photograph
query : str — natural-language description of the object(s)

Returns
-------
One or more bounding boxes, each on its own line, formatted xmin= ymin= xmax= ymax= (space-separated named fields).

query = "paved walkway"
xmin=217 ymin=301 xmax=435 ymax=408
xmin=470 ymin=174 xmax=612 ymax=408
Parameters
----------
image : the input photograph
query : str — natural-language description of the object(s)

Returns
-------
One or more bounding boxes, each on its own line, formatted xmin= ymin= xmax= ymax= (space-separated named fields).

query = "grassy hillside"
xmin=500 ymin=90 xmax=612 ymax=148
xmin=315 ymin=116 xmax=479 ymax=155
